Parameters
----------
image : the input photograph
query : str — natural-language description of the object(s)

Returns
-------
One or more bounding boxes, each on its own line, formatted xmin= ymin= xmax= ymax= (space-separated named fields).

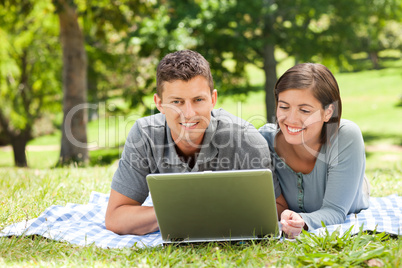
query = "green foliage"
xmin=0 ymin=0 xmax=62 ymax=166
xmin=127 ymin=0 xmax=402 ymax=120
xmin=0 ymin=0 xmax=62 ymax=136
xmin=128 ymin=0 xmax=253 ymax=99
xmin=340 ymin=0 xmax=402 ymax=69
xmin=76 ymin=0 xmax=161 ymax=112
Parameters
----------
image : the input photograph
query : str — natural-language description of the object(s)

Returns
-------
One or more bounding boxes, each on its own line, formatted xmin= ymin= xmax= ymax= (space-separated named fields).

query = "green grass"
xmin=339 ymin=66 xmax=402 ymax=143
xmin=0 ymin=150 xmax=60 ymax=169
xmin=0 ymin=167 xmax=114 ymax=229
xmin=0 ymin=232 xmax=400 ymax=266
xmin=27 ymin=132 xmax=61 ymax=146
xmin=0 ymin=166 xmax=401 ymax=267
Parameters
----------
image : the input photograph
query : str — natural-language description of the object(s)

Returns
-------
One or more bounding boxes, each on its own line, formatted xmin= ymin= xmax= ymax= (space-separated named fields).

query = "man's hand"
xmin=105 ymin=189 xmax=159 ymax=235
xmin=280 ymin=209 xmax=305 ymax=238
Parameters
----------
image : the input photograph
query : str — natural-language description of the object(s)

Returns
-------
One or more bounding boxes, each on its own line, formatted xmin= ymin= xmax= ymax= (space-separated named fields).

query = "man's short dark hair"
xmin=156 ymin=50 xmax=214 ymax=97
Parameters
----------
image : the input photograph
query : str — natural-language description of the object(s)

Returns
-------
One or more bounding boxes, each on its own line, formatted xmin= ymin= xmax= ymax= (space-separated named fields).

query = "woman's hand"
xmin=280 ymin=209 xmax=306 ymax=238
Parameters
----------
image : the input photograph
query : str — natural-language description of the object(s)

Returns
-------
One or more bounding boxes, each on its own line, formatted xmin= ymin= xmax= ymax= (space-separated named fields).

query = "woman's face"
xmin=276 ymin=88 xmax=333 ymax=148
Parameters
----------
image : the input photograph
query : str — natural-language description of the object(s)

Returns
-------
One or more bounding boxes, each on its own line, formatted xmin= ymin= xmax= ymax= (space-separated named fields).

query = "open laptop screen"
xmin=146 ymin=169 xmax=280 ymax=243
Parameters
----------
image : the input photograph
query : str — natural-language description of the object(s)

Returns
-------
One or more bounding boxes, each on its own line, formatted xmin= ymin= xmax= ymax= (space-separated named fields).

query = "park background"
xmin=0 ymin=0 xmax=401 ymax=266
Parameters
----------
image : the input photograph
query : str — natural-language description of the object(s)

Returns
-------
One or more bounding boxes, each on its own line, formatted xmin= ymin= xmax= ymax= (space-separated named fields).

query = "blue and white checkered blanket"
xmin=1 ymin=192 xmax=401 ymax=248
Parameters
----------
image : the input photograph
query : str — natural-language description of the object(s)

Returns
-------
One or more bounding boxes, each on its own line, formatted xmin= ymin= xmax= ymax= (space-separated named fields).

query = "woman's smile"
xmin=286 ymin=125 xmax=305 ymax=134
xmin=277 ymin=88 xmax=328 ymax=147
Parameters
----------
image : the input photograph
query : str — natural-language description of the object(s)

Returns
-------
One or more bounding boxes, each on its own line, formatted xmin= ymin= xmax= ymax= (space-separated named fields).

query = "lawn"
xmin=0 ymin=166 xmax=401 ymax=267
xmin=0 ymin=57 xmax=401 ymax=266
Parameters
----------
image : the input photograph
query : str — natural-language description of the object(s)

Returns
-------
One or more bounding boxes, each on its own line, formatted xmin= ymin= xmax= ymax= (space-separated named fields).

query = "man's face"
xmin=154 ymin=75 xmax=217 ymax=151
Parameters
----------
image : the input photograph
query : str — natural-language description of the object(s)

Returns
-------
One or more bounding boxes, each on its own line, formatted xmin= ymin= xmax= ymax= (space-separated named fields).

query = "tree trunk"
xmin=11 ymin=135 xmax=29 ymax=167
xmin=56 ymin=0 xmax=89 ymax=165
xmin=0 ymin=110 xmax=32 ymax=167
xmin=263 ymin=43 xmax=277 ymax=123
xmin=369 ymin=51 xmax=380 ymax=70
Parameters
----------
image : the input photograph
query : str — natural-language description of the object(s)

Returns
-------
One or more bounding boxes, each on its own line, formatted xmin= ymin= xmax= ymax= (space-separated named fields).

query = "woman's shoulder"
xmin=258 ymin=123 xmax=278 ymax=136
xmin=258 ymin=123 xmax=278 ymax=145
xmin=338 ymin=119 xmax=363 ymax=138
xmin=259 ymin=123 xmax=277 ymax=132
xmin=327 ymin=119 xmax=364 ymax=151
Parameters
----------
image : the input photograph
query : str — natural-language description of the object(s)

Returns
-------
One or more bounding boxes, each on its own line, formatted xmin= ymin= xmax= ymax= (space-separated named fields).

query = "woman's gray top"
xmin=259 ymin=119 xmax=370 ymax=230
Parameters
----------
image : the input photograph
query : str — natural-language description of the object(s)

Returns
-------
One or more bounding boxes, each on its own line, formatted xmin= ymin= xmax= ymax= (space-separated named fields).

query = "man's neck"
xmin=175 ymin=144 xmax=199 ymax=169
xmin=172 ymin=133 xmax=205 ymax=160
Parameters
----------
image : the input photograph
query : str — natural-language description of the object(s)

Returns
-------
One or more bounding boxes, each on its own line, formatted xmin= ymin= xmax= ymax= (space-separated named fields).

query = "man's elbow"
xmin=104 ymin=214 xmax=121 ymax=234
xmin=104 ymin=212 xmax=128 ymax=235
xmin=104 ymin=214 xmax=150 ymax=236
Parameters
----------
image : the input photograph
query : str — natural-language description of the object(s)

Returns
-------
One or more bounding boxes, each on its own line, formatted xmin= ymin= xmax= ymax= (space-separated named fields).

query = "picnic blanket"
xmin=1 ymin=192 xmax=401 ymax=248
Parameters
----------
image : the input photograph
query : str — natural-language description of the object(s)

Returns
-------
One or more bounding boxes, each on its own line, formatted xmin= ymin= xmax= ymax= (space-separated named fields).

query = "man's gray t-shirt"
xmin=112 ymin=108 xmax=279 ymax=203
xmin=259 ymin=119 xmax=370 ymax=230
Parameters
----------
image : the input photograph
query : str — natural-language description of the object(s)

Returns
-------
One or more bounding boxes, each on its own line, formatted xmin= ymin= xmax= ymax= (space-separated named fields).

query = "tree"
xmin=52 ymin=0 xmax=89 ymax=165
xmin=350 ymin=0 xmax=402 ymax=69
xmin=129 ymin=2 xmax=255 ymax=115
xmin=130 ymin=0 xmax=346 ymax=122
xmin=53 ymin=0 xmax=162 ymax=165
xmin=0 ymin=0 xmax=62 ymax=167
xmin=187 ymin=0 xmax=366 ymax=122
xmin=79 ymin=0 xmax=158 ymax=114
xmin=138 ymin=0 xmax=325 ymax=122
xmin=138 ymin=0 xmax=398 ymax=122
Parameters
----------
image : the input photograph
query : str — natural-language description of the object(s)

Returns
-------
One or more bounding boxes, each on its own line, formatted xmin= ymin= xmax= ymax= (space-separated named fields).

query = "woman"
xmin=259 ymin=63 xmax=370 ymax=238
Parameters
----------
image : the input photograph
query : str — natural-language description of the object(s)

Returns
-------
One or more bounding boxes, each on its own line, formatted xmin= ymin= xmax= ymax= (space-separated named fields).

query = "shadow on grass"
xmin=343 ymin=56 xmax=402 ymax=72
xmin=89 ymin=147 xmax=122 ymax=167
xmin=363 ymin=131 xmax=402 ymax=162
xmin=362 ymin=132 xmax=402 ymax=146
xmin=365 ymin=151 xmax=374 ymax=160
xmin=396 ymin=97 xmax=402 ymax=108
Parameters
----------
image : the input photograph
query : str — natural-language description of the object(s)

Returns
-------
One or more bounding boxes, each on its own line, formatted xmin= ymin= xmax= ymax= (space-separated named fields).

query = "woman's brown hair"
xmin=274 ymin=63 xmax=342 ymax=144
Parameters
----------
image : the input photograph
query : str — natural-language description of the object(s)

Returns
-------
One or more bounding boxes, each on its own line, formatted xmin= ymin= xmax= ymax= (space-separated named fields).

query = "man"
xmin=105 ymin=50 xmax=284 ymax=235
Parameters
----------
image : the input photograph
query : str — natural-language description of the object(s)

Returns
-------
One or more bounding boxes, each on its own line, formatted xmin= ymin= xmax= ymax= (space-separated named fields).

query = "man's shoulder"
xmin=211 ymin=108 xmax=251 ymax=129
xmin=127 ymin=113 xmax=166 ymax=141
xmin=211 ymin=108 xmax=268 ymax=149
xmin=135 ymin=112 xmax=166 ymax=128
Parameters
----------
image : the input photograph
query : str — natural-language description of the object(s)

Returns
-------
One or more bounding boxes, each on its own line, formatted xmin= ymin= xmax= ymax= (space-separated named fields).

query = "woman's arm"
xmin=277 ymin=196 xmax=306 ymax=239
xmin=280 ymin=210 xmax=306 ymax=238
xmin=299 ymin=120 xmax=369 ymax=230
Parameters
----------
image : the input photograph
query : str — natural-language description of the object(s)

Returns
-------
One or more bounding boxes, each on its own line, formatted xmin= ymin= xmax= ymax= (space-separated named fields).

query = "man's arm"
xmin=105 ymin=189 xmax=159 ymax=235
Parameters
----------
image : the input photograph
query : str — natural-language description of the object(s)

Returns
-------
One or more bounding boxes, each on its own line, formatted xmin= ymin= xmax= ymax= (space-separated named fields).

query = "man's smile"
xmin=180 ymin=122 xmax=198 ymax=128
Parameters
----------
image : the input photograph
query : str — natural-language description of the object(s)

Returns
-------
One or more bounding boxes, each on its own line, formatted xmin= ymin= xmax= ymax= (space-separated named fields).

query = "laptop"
xmin=146 ymin=169 xmax=281 ymax=243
